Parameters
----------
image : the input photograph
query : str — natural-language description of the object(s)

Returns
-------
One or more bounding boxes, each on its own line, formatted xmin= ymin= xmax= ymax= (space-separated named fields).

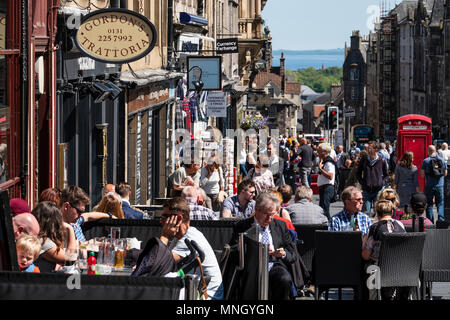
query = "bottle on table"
xmin=87 ymin=251 xmax=96 ymax=275
xmin=354 ymin=215 xmax=360 ymax=231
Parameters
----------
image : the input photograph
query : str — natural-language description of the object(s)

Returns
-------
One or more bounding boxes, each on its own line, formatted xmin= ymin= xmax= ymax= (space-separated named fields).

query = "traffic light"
xmin=328 ymin=106 xmax=338 ymax=130
xmin=338 ymin=107 xmax=344 ymax=127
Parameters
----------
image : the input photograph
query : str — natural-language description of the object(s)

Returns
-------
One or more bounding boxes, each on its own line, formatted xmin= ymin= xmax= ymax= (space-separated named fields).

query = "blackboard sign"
xmin=216 ymin=38 xmax=238 ymax=54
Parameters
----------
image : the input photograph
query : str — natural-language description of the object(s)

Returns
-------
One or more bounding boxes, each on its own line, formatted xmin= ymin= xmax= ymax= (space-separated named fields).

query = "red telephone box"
xmin=396 ymin=115 xmax=432 ymax=192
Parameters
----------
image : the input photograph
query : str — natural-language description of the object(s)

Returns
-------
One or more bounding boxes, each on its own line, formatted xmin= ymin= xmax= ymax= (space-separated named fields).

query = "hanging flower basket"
xmin=240 ymin=114 xmax=268 ymax=130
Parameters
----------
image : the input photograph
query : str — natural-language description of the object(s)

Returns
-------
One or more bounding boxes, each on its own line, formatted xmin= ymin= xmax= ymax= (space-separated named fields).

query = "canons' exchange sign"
xmin=75 ymin=9 xmax=157 ymax=64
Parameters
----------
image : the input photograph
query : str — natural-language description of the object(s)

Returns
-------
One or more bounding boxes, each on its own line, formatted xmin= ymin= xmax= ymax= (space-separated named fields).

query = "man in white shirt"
xmin=317 ymin=143 xmax=336 ymax=221
xmin=439 ymin=143 xmax=450 ymax=210
xmin=162 ymin=198 xmax=224 ymax=299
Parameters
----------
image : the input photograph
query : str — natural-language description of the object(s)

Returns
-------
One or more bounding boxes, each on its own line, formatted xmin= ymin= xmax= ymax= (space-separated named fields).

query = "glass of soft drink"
xmin=94 ymin=237 xmax=105 ymax=264
xmin=114 ymin=239 xmax=125 ymax=269
xmin=77 ymin=240 xmax=89 ymax=273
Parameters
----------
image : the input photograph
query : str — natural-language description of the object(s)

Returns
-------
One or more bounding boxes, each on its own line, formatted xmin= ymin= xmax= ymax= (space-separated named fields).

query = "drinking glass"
xmin=77 ymin=240 xmax=89 ymax=272
xmin=62 ymin=248 xmax=79 ymax=273
xmin=94 ymin=237 xmax=105 ymax=264
xmin=103 ymin=238 xmax=115 ymax=266
xmin=114 ymin=239 xmax=125 ymax=269
xmin=64 ymin=248 xmax=79 ymax=267
xmin=110 ymin=227 xmax=121 ymax=240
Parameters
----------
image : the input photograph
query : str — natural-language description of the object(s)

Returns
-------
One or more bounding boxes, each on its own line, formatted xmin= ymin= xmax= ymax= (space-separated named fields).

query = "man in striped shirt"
xmin=181 ymin=186 xmax=218 ymax=220
xmin=329 ymin=186 xmax=372 ymax=235
xmin=61 ymin=186 xmax=114 ymax=241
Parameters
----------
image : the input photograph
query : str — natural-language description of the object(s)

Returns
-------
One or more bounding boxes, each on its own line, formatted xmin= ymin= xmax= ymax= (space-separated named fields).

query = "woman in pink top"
xmin=400 ymin=192 xmax=433 ymax=226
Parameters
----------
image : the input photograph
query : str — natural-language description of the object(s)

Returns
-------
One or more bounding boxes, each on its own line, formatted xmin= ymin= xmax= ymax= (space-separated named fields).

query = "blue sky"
xmin=262 ymin=0 xmax=401 ymax=50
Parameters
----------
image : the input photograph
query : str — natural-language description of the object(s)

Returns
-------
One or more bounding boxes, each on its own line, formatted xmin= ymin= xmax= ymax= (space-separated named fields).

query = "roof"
xmin=253 ymin=72 xmax=301 ymax=95
xmin=397 ymin=114 xmax=432 ymax=124
xmin=301 ymin=85 xmax=317 ymax=96
xmin=314 ymin=105 xmax=326 ymax=118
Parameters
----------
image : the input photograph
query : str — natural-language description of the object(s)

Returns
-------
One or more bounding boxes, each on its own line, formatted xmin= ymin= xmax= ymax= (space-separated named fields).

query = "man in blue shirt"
xmin=220 ymin=180 xmax=256 ymax=218
xmin=330 ymin=186 xmax=372 ymax=235
xmin=420 ymin=145 xmax=448 ymax=222
xmin=61 ymin=186 xmax=113 ymax=241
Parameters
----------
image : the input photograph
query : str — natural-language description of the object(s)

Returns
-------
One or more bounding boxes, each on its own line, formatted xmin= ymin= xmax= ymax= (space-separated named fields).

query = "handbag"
xmin=194 ymin=256 xmax=209 ymax=300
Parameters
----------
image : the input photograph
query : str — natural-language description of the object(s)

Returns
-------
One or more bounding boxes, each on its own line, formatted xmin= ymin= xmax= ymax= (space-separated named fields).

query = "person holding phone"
xmin=164 ymin=197 xmax=224 ymax=300
xmin=228 ymin=192 xmax=297 ymax=300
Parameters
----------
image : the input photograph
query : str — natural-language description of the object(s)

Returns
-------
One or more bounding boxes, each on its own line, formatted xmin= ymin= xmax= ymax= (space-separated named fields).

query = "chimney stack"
xmin=280 ymin=52 xmax=286 ymax=94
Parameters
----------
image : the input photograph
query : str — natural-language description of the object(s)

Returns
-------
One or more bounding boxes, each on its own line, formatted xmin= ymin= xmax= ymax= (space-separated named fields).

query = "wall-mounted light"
xmin=90 ymin=81 xmax=112 ymax=103
xmin=104 ymin=80 xmax=122 ymax=100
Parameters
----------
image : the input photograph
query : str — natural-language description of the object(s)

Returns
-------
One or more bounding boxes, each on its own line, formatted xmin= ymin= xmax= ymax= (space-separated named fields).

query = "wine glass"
xmin=63 ymin=248 xmax=79 ymax=274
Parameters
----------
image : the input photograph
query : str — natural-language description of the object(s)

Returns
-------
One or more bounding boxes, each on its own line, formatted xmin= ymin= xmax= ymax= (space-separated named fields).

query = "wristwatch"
xmin=107 ymin=212 xmax=113 ymax=218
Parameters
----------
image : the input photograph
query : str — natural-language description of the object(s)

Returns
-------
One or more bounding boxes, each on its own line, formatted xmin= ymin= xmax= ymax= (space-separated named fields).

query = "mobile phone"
xmin=177 ymin=214 xmax=182 ymax=222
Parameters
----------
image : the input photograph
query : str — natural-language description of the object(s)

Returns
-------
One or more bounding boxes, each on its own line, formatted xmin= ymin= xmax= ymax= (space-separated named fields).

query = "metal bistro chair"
xmin=420 ymin=229 xmax=450 ymax=300
xmin=436 ymin=220 xmax=450 ymax=229
xmin=313 ymin=230 xmax=362 ymax=300
xmin=376 ymin=232 xmax=426 ymax=300
xmin=294 ymin=224 xmax=328 ymax=275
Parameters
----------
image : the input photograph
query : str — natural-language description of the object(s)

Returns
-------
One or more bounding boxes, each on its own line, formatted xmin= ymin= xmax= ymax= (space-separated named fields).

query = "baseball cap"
xmin=10 ymin=198 xmax=31 ymax=215
xmin=410 ymin=192 xmax=427 ymax=208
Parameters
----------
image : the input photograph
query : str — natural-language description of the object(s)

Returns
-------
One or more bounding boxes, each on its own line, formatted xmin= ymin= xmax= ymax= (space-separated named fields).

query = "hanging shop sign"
xmin=187 ymin=56 xmax=222 ymax=91
xmin=75 ymin=8 xmax=157 ymax=64
xmin=216 ymin=38 xmax=238 ymax=54
xmin=206 ymin=92 xmax=227 ymax=118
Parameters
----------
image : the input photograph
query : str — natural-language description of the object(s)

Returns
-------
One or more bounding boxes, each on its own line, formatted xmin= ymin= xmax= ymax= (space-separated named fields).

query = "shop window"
xmin=0 ymin=2 xmax=8 ymax=183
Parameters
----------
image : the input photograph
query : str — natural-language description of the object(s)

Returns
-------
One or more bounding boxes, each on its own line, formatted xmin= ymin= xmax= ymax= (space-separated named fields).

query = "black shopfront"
xmin=56 ymin=14 xmax=125 ymax=206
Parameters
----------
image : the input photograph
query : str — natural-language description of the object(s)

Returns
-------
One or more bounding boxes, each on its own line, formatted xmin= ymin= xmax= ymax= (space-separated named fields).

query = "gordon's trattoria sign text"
xmin=75 ymin=9 xmax=157 ymax=64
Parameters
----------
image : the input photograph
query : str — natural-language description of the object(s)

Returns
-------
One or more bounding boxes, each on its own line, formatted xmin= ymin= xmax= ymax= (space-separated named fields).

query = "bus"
xmin=351 ymin=124 xmax=375 ymax=149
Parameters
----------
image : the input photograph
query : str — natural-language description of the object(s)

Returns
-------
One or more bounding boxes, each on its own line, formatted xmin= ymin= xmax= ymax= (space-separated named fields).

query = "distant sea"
xmin=272 ymin=49 xmax=345 ymax=71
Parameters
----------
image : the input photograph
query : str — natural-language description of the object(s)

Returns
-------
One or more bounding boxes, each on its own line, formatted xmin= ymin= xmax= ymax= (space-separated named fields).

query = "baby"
xmin=16 ymin=234 xmax=41 ymax=273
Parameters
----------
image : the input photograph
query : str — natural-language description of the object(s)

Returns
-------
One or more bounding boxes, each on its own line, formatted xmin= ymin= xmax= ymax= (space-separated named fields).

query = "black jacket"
xmin=356 ymin=155 xmax=388 ymax=192
xmin=228 ymin=217 xmax=297 ymax=266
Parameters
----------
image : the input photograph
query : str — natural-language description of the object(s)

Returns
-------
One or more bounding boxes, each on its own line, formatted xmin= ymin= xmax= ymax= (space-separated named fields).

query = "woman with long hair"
xmin=33 ymin=201 xmax=77 ymax=272
xmin=96 ymin=193 xmax=125 ymax=219
xmin=394 ymin=151 xmax=419 ymax=211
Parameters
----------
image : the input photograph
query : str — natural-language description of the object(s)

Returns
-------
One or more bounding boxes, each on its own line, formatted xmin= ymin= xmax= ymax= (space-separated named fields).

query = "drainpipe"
xmin=167 ymin=0 xmax=174 ymax=70
xmin=21 ymin=0 xmax=29 ymax=199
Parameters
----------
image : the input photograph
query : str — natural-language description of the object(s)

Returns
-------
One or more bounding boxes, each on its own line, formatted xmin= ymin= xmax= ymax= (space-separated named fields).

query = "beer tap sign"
xmin=75 ymin=8 xmax=157 ymax=64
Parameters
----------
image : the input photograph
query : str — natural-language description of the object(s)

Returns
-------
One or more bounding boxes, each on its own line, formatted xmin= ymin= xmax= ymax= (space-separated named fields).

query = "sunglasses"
xmin=69 ymin=202 xmax=85 ymax=215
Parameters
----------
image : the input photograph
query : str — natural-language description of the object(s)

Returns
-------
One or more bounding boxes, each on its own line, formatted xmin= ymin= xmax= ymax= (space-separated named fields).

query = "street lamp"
xmin=189 ymin=66 xmax=204 ymax=93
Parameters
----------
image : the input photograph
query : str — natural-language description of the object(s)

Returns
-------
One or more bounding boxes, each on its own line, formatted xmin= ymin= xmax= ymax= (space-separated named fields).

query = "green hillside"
xmin=287 ymin=66 xmax=342 ymax=93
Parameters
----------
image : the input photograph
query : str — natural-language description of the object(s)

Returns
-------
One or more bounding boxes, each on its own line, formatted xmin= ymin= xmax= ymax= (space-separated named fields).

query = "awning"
xmin=180 ymin=32 xmax=215 ymax=43
xmin=180 ymin=12 xmax=208 ymax=26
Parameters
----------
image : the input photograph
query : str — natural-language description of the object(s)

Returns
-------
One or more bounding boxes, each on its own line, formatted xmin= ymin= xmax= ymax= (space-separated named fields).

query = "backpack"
xmin=429 ymin=156 xmax=445 ymax=178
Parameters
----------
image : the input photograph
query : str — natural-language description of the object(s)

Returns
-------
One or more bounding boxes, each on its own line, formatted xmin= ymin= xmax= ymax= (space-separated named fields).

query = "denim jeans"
xmin=299 ymin=166 xmax=311 ymax=188
xmin=445 ymin=175 xmax=450 ymax=210
xmin=425 ymin=185 xmax=445 ymax=222
xmin=362 ymin=190 xmax=380 ymax=217
xmin=319 ymin=184 xmax=335 ymax=221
